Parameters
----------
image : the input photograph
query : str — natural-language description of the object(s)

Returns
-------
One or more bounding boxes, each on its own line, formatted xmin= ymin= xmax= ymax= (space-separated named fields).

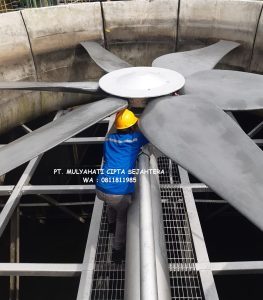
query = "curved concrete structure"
xmin=0 ymin=3 xmax=104 ymax=133
xmin=102 ymin=0 xmax=178 ymax=67
xmin=0 ymin=0 xmax=262 ymax=134
xmin=178 ymin=0 xmax=262 ymax=70
xmin=250 ymin=8 xmax=263 ymax=73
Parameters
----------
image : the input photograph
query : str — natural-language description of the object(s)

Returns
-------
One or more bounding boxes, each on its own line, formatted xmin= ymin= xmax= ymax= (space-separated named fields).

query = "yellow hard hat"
xmin=115 ymin=109 xmax=138 ymax=129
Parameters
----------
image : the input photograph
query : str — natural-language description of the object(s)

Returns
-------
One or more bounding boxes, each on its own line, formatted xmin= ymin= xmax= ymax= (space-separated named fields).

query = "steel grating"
xmin=90 ymin=205 xmax=125 ymax=300
xmin=90 ymin=156 xmax=203 ymax=299
xmin=158 ymin=156 xmax=204 ymax=300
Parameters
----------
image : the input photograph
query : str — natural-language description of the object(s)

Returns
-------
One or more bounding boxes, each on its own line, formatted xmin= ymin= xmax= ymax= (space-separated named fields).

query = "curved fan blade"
xmin=140 ymin=95 xmax=263 ymax=230
xmin=0 ymin=81 xmax=99 ymax=93
xmin=152 ymin=40 xmax=239 ymax=77
xmin=183 ymin=70 xmax=263 ymax=111
xmin=0 ymin=98 xmax=127 ymax=176
xmin=81 ymin=41 xmax=132 ymax=73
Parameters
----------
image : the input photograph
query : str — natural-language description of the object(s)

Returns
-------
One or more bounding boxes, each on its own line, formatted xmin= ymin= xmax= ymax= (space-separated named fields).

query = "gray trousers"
xmin=96 ymin=189 xmax=132 ymax=250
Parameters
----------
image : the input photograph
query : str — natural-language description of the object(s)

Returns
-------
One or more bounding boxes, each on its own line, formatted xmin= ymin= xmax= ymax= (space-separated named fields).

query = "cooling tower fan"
xmin=0 ymin=41 xmax=263 ymax=231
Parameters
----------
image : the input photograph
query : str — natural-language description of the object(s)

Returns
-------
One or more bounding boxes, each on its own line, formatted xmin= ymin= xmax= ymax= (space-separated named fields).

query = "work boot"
xmin=111 ymin=248 xmax=125 ymax=264
xmin=108 ymin=222 xmax=116 ymax=234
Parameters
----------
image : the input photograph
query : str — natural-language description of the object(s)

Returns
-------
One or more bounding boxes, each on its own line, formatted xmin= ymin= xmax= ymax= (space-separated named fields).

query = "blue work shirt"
xmin=96 ymin=131 xmax=148 ymax=195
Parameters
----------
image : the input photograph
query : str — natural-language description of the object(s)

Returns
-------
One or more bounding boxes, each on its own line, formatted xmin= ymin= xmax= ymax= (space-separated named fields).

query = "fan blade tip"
xmin=218 ymin=39 xmax=240 ymax=46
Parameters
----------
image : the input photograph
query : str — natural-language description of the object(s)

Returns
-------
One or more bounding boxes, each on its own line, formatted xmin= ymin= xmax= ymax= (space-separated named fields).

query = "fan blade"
xmin=152 ymin=40 xmax=239 ymax=77
xmin=81 ymin=41 xmax=132 ymax=73
xmin=0 ymin=81 xmax=100 ymax=93
xmin=0 ymin=98 xmax=127 ymax=176
xmin=183 ymin=70 xmax=263 ymax=111
xmin=140 ymin=95 xmax=263 ymax=230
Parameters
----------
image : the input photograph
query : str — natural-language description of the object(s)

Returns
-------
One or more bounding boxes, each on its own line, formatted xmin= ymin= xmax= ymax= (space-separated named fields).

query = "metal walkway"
xmin=1 ymin=113 xmax=263 ymax=299
xmin=87 ymin=156 xmax=204 ymax=300
xmin=159 ymin=157 xmax=203 ymax=300
xmin=90 ymin=205 xmax=125 ymax=299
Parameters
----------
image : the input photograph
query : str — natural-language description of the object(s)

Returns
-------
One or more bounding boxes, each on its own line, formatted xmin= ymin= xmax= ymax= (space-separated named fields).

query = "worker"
xmin=96 ymin=108 xmax=148 ymax=263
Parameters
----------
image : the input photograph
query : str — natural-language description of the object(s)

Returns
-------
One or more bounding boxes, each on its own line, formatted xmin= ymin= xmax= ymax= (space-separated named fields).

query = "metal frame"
xmin=1 ymin=111 xmax=263 ymax=300
xmin=0 ymin=263 xmax=82 ymax=276
xmin=76 ymin=115 xmax=115 ymax=300
xmin=0 ymin=111 xmax=63 ymax=237
xmin=178 ymin=166 xmax=219 ymax=300
xmin=0 ymin=113 xmax=112 ymax=300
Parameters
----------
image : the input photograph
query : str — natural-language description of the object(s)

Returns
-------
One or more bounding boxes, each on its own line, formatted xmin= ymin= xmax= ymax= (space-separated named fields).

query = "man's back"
xmin=96 ymin=131 xmax=148 ymax=194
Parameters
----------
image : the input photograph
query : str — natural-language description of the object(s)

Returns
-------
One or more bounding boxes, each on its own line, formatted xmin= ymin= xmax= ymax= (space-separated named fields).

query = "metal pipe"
xmin=150 ymin=153 xmax=171 ymax=300
xmin=124 ymin=179 xmax=140 ymax=300
xmin=138 ymin=152 xmax=158 ymax=300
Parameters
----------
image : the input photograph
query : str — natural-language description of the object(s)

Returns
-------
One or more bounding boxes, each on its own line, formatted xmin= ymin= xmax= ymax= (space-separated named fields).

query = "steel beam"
xmin=0 ymin=186 xmax=14 ymax=195
xmin=196 ymin=261 xmax=263 ymax=275
xmin=199 ymin=270 xmax=220 ymax=300
xmin=22 ymin=185 xmax=96 ymax=194
xmin=211 ymin=261 xmax=263 ymax=275
xmin=0 ymin=112 xmax=63 ymax=237
xmin=0 ymin=201 xmax=94 ymax=208
xmin=0 ymin=263 xmax=81 ymax=276
xmin=21 ymin=124 xmax=32 ymax=133
xmin=253 ymin=139 xmax=263 ymax=146
xmin=63 ymin=137 xmax=105 ymax=145
xmin=160 ymin=183 xmax=208 ymax=190
xmin=0 ymin=185 xmax=96 ymax=196
xmin=0 ymin=156 xmax=42 ymax=237
xmin=9 ymin=208 xmax=20 ymax=300
xmin=76 ymin=198 xmax=104 ymax=300
xmin=194 ymin=199 xmax=227 ymax=204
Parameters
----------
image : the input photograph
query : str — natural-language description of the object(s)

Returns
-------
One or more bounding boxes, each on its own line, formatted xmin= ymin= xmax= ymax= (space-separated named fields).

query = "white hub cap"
xmin=99 ymin=67 xmax=185 ymax=98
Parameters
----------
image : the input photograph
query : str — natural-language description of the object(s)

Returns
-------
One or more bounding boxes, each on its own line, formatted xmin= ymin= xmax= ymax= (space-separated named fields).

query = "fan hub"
xmin=99 ymin=67 xmax=185 ymax=98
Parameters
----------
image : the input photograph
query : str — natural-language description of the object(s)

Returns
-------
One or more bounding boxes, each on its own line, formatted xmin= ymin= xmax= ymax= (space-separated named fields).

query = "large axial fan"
xmin=0 ymin=41 xmax=263 ymax=231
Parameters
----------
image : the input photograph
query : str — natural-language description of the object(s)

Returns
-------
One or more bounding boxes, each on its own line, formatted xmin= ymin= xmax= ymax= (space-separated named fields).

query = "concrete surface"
xmin=250 ymin=6 xmax=263 ymax=74
xmin=102 ymin=0 xmax=178 ymax=66
xmin=178 ymin=0 xmax=263 ymax=71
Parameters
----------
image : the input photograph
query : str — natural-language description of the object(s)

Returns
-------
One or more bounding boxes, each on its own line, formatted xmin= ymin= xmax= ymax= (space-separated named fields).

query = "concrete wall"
xmin=0 ymin=3 xmax=104 ymax=134
xmin=102 ymin=0 xmax=178 ymax=66
xmin=0 ymin=0 xmax=262 ymax=133
xmin=0 ymin=11 xmax=40 ymax=134
xmin=21 ymin=3 xmax=104 ymax=81
xmin=250 ymin=6 xmax=263 ymax=73
xmin=178 ymin=0 xmax=263 ymax=71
